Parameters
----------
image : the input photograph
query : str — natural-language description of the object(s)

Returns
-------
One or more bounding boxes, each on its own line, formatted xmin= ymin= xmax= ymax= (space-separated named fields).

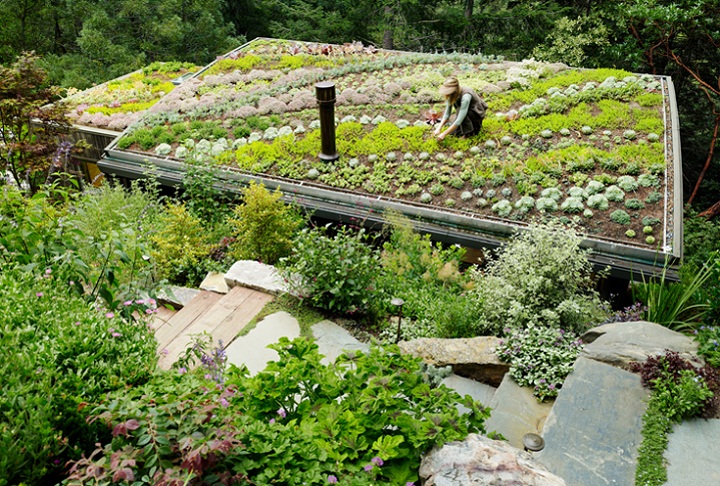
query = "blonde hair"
xmin=440 ymin=77 xmax=461 ymax=104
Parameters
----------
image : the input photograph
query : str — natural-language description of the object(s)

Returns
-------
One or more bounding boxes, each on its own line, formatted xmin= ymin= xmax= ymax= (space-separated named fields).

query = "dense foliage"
xmin=64 ymin=338 xmax=490 ymax=485
xmin=497 ymin=326 xmax=584 ymax=401
xmin=471 ymin=221 xmax=608 ymax=336
xmin=631 ymin=351 xmax=720 ymax=485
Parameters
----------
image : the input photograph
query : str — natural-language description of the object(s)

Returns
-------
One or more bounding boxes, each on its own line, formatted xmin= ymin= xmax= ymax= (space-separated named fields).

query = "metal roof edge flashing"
xmin=98 ymin=151 xmax=677 ymax=277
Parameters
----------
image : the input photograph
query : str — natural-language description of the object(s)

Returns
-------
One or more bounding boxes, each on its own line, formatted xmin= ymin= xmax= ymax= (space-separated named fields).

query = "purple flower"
xmin=371 ymin=456 xmax=384 ymax=466
xmin=204 ymin=374 xmax=213 ymax=380
xmin=123 ymin=300 xmax=133 ymax=306
xmin=105 ymin=312 xmax=115 ymax=319
xmin=269 ymin=418 xmax=275 ymax=424
xmin=406 ymin=483 xmax=415 ymax=486
xmin=135 ymin=299 xmax=145 ymax=305
xmin=111 ymin=332 xmax=121 ymax=338
xmin=277 ymin=407 xmax=287 ymax=418
xmin=36 ymin=292 xmax=44 ymax=298
xmin=74 ymin=321 xmax=81 ymax=326
xmin=364 ymin=464 xmax=373 ymax=472
xmin=45 ymin=268 xmax=52 ymax=275
xmin=327 ymin=475 xmax=338 ymax=484
xmin=219 ymin=397 xmax=230 ymax=408
xmin=178 ymin=367 xmax=187 ymax=375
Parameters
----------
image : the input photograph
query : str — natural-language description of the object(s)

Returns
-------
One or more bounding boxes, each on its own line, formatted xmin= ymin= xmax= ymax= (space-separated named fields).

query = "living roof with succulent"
xmin=62 ymin=61 xmax=199 ymax=132
xmin=104 ymin=37 xmax=679 ymax=255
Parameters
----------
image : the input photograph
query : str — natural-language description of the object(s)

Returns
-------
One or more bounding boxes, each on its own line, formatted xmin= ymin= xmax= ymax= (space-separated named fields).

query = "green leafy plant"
xmin=0 ymin=270 xmax=157 ymax=485
xmin=497 ymin=325 xmax=584 ymax=401
xmin=65 ymin=338 xmax=490 ymax=486
xmin=471 ymin=221 xmax=609 ymax=335
xmin=632 ymin=351 xmax=717 ymax=486
xmin=696 ymin=325 xmax=720 ymax=368
xmin=279 ymin=225 xmax=382 ymax=315
xmin=228 ymin=182 xmax=304 ymax=264
xmin=149 ymin=202 xmax=215 ymax=286
xmin=377 ymin=213 xmax=478 ymax=338
xmin=632 ymin=257 xmax=715 ymax=331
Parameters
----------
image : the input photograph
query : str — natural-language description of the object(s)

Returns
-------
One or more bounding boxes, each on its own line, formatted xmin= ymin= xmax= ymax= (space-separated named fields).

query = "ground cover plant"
xmin=63 ymin=338 xmax=490 ymax=485
xmin=112 ymin=38 xmax=671 ymax=249
xmin=631 ymin=351 xmax=720 ymax=486
xmin=63 ymin=61 xmax=199 ymax=131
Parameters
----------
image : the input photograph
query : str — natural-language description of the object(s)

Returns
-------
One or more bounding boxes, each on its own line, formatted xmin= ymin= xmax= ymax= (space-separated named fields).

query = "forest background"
xmin=1 ymin=0 xmax=719 ymax=214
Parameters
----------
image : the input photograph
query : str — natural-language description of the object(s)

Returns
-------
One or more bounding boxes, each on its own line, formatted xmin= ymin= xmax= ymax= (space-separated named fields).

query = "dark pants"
xmin=457 ymin=111 xmax=484 ymax=137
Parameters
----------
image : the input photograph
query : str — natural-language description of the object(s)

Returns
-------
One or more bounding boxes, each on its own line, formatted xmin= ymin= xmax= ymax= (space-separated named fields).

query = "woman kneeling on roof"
xmin=434 ymin=77 xmax=488 ymax=141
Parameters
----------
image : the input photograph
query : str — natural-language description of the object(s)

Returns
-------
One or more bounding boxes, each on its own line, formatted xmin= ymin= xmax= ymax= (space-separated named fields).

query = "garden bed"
xmin=101 ymin=37 xmax=682 ymax=266
xmin=62 ymin=61 xmax=199 ymax=132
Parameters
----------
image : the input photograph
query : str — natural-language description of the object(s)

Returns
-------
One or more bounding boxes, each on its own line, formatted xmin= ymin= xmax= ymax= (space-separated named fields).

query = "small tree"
xmin=0 ymin=52 xmax=73 ymax=194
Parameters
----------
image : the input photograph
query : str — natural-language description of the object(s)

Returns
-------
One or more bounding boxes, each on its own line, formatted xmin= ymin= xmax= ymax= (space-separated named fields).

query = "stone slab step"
xmin=311 ymin=320 xmax=370 ymax=365
xmin=485 ymin=374 xmax=554 ymax=449
xmin=440 ymin=373 xmax=496 ymax=415
xmin=158 ymin=287 xmax=273 ymax=369
xmin=156 ymin=285 xmax=201 ymax=310
xmin=535 ymin=357 xmax=648 ymax=486
xmin=225 ymin=311 xmax=300 ymax=375
xmin=200 ymin=272 xmax=229 ymax=294
xmin=225 ymin=260 xmax=290 ymax=295
xmin=666 ymin=418 xmax=720 ymax=485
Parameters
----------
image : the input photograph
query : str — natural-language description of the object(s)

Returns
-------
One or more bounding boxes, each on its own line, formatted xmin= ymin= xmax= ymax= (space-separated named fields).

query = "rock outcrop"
xmin=581 ymin=321 xmax=699 ymax=367
xmin=399 ymin=337 xmax=508 ymax=386
xmin=420 ymin=434 xmax=566 ymax=486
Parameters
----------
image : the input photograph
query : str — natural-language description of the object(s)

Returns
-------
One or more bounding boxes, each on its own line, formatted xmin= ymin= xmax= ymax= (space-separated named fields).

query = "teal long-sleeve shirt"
xmin=441 ymin=93 xmax=472 ymax=127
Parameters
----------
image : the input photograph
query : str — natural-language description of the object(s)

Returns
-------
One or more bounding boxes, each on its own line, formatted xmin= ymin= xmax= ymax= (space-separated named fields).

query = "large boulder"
xmin=580 ymin=321 xmax=699 ymax=367
xmin=399 ymin=337 xmax=508 ymax=387
xmin=420 ymin=434 xmax=566 ymax=486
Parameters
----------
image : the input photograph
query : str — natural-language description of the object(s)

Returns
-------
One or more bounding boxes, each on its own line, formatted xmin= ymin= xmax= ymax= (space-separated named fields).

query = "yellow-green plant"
xmin=228 ymin=182 xmax=304 ymax=264
xmin=150 ymin=202 xmax=212 ymax=285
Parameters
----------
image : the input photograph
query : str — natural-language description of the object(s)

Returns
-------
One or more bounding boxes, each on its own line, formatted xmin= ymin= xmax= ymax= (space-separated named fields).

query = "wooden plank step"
xmin=151 ymin=305 xmax=177 ymax=335
xmin=155 ymin=291 xmax=224 ymax=352
xmin=160 ymin=287 xmax=273 ymax=369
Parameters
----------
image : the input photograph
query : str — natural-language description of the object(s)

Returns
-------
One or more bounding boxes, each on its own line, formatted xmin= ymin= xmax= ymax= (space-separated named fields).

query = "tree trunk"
xmin=699 ymin=200 xmax=720 ymax=219
xmin=687 ymin=114 xmax=720 ymax=206
xmin=465 ymin=0 xmax=473 ymax=20
xmin=383 ymin=5 xmax=394 ymax=50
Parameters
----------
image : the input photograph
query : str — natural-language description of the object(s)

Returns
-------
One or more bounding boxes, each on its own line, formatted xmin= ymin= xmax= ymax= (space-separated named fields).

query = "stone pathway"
xmin=666 ymin=418 xmax=720 ymax=485
xmin=535 ymin=357 xmax=647 ymax=486
xmin=155 ymin=264 xmax=720 ymax=485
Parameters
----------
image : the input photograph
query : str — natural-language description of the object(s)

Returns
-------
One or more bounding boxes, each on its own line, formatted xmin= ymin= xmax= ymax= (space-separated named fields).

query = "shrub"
xmin=0 ymin=270 xmax=157 ymax=485
xmin=279 ymin=225 xmax=382 ymax=315
xmin=65 ymin=338 xmax=490 ymax=486
xmin=471 ymin=221 xmax=608 ymax=335
xmin=150 ymin=202 xmax=214 ymax=286
xmin=228 ymin=182 xmax=304 ymax=265
xmin=497 ymin=326 xmax=584 ymax=401
xmin=377 ymin=214 xmax=478 ymax=338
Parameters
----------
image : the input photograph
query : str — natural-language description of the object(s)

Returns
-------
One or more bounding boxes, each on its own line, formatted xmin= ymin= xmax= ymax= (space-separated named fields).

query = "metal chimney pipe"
xmin=315 ymin=81 xmax=339 ymax=162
